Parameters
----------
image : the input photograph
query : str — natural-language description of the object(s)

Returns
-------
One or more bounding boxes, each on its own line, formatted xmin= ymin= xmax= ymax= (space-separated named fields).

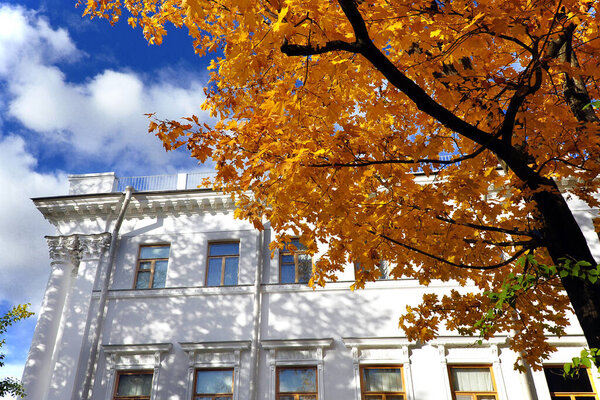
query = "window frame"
xmin=133 ymin=244 xmax=170 ymax=289
xmin=205 ymin=241 xmax=240 ymax=287
xmin=448 ymin=365 xmax=498 ymax=400
xmin=354 ymin=260 xmax=391 ymax=281
xmin=543 ymin=366 xmax=599 ymax=400
xmin=359 ymin=365 xmax=406 ymax=400
xmin=279 ymin=238 xmax=312 ymax=284
xmin=276 ymin=366 xmax=319 ymax=400
xmin=192 ymin=368 xmax=235 ymax=400
xmin=112 ymin=370 xmax=154 ymax=400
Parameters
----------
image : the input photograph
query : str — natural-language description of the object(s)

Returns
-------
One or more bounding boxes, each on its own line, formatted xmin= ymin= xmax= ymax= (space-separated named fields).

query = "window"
xmin=113 ymin=371 xmax=153 ymax=400
xmin=193 ymin=369 xmax=234 ymax=400
xmin=360 ymin=366 xmax=405 ymax=399
xmin=449 ymin=366 xmax=498 ymax=400
xmin=354 ymin=260 xmax=391 ymax=281
xmin=276 ymin=367 xmax=318 ymax=400
xmin=544 ymin=367 xmax=598 ymax=399
xmin=206 ymin=242 xmax=239 ymax=286
xmin=279 ymin=238 xmax=312 ymax=283
xmin=135 ymin=245 xmax=170 ymax=289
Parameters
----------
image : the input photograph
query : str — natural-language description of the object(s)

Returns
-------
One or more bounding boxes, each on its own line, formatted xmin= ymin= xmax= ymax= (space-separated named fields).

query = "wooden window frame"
xmin=276 ymin=366 xmax=318 ymax=400
xmin=192 ymin=368 xmax=234 ymax=400
xmin=113 ymin=370 xmax=153 ymax=400
xmin=134 ymin=244 xmax=170 ymax=289
xmin=448 ymin=365 xmax=498 ymax=400
xmin=279 ymin=238 xmax=312 ymax=284
xmin=360 ymin=365 xmax=406 ymax=400
xmin=205 ymin=242 xmax=240 ymax=286
xmin=543 ymin=366 xmax=599 ymax=400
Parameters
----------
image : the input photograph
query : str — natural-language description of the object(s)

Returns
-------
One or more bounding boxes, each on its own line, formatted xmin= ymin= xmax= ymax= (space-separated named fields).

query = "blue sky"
xmin=0 ymin=1 xmax=216 ymax=396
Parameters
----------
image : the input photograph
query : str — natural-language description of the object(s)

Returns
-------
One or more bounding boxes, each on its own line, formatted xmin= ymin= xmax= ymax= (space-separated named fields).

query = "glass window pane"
xmin=297 ymin=254 xmax=312 ymax=283
xmin=365 ymin=395 xmax=384 ymax=400
xmin=544 ymin=368 xmax=593 ymax=393
xmin=116 ymin=373 xmax=152 ymax=396
xmin=278 ymin=396 xmax=295 ymax=400
xmin=278 ymin=368 xmax=317 ymax=392
xmin=207 ymin=258 xmax=223 ymax=286
xmin=477 ymin=395 xmax=497 ymax=400
xmin=138 ymin=261 xmax=152 ymax=271
xmin=451 ymin=368 xmax=494 ymax=392
xmin=209 ymin=243 xmax=239 ymax=256
xmin=195 ymin=370 xmax=233 ymax=394
xmin=455 ymin=396 xmax=473 ymax=400
xmin=387 ymin=396 xmax=404 ymax=400
xmin=299 ymin=396 xmax=317 ymax=400
xmin=140 ymin=245 xmax=170 ymax=259
xmin=224 ymin=258 xmax=238 ymax=285
xmin=135 ymin=271 xmax=151 ymax=289
xmin=363 ymin=368 xmax=403 ymax=392
xmin=574 ymin=397 xmax=598 ymax=400
xmin=152 ymin=260 xmax=168 ymax=288
xmin=283 ymin=239 xmax=307 ymax=252
xmin=280 ymin=264 xmax=295 ymax=283
xmin=281 ymin=255 xmax=295 ymax=264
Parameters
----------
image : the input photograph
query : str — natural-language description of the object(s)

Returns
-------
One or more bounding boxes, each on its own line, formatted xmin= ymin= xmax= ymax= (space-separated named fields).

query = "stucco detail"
xmin=46 ymin=233 xmax=111 ymax=276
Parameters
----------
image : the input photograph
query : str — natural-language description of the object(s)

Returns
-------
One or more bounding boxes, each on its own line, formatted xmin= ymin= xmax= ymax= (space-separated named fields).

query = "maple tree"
xmin=81 ymin=0 xmax=600 ymax=367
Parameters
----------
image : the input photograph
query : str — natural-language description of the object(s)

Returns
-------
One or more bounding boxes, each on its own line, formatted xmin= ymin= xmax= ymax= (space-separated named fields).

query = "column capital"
xmin=79 ymin=233 xmax=112 ymax=259
xmin=46 ymin=234 xmax=80 ymax=266
xmin=46 ymin=233 xmax=112 ymax=275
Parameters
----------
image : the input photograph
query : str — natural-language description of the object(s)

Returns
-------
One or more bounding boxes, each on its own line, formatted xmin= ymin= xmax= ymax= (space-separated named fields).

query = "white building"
xmin=22 ymin=172 xmax=600 ymax=400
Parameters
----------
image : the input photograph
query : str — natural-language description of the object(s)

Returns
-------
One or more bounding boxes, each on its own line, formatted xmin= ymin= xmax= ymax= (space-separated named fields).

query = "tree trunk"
xmin=533 ymin=184 xmax=600 ymax=359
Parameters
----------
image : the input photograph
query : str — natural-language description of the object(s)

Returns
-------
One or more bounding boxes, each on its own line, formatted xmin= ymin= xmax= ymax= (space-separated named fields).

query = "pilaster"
xmin=22 ymin=235 xmax=80 ymax=400
xmin=22 ymin=233 xmax=111 ymax=400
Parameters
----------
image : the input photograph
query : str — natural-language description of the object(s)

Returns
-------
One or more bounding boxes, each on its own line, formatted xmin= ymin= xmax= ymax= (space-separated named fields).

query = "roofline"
xmin=31 ymin=187 xmax=216 ymax=203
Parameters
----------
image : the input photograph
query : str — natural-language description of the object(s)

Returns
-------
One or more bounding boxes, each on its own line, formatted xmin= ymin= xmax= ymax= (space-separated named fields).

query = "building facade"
xmin=22 ymin=172 xmax=600 ymax=400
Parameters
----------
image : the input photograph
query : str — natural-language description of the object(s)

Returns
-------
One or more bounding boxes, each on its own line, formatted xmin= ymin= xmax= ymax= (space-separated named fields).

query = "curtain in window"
xmin=363 ymin=368 xmax=403 ymax=392
xmin=451 ymin=368 xmax=494 ymax=392
xmin=116 ymin=374 xmax=152 ymax=396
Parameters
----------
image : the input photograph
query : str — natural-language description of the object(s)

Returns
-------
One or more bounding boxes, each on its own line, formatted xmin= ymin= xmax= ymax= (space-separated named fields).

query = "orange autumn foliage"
xmin=80 ymin=0 xmax=600 ymax=368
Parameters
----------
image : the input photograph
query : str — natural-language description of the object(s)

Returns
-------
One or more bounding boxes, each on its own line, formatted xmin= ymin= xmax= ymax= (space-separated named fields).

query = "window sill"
xmin=97 ymin=285 xmax=254 ymax=299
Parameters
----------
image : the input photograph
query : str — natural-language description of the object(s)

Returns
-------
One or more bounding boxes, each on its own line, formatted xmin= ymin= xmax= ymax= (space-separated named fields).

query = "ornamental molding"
xmin=34 ymin=191 xmax=238 ymax=224
xmin=46 ymin=233 xmax=112 ymax=275
xmin=46 ymin=235 xmax=80 ymax=264
xmin=78 ymin=233 xmax=112 ymax=258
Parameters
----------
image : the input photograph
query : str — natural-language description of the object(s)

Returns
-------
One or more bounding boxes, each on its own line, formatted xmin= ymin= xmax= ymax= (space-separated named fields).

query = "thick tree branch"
xmin=283 ymin=0 xmax=547 ymax=190
xmin=436 ymin=215 xmax=535 ymax=237
xmin=281 ymin=37 xmax=361 ymax=55
xmin=370 ymin=230 xmax=531 ymax=270
xmin=306 ymin=145 xmax=487 ymax=168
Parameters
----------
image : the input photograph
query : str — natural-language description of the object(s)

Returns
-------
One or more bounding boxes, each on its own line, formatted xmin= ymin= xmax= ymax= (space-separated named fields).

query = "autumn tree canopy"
xmin=81 ymin=0 xmax=600 ymax=367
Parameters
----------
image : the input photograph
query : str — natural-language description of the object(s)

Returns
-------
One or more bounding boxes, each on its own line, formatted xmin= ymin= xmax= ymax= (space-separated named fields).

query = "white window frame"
xmin=102 ymin=343 xmax=172 ymax=400
xmin=262 ymin=338 xmax=333 ymax=400
xmin=179 ymin=341 xmax=250 ymax=400
xmin=436 ymin=338 xmax=508 ymax=400
xmin=344 ymin=337 xmax=415 ymax=400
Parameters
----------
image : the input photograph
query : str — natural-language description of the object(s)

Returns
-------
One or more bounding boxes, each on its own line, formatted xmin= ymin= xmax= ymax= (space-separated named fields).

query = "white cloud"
xmin=0 ymin=135 xmax=68 ymax=307
xmin=0 ymin=4 xmax=211 ymax=174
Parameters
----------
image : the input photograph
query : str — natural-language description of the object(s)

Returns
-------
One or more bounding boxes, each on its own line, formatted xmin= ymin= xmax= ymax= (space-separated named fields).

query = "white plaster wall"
xmin=28 ymin=183 xmax=600 ymax=400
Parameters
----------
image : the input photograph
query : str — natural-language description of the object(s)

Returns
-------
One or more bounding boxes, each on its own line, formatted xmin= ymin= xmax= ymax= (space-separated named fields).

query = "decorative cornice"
xmin=261 ymin=338 xmax=334 ymax=350
xmin=34 ymin=191 xmax=238 ymax=224
xmin=102 ymin=343 xmax=172 ymax=354
xmin=179 ymin=341 xmax=251 ymax=353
